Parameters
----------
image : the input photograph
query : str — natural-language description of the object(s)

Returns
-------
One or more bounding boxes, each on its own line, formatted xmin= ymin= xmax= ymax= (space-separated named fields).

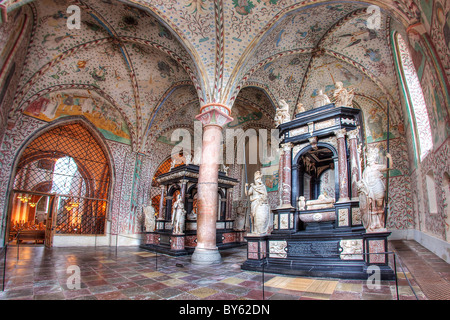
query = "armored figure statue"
xmin=333 ymin=81 xmax=354 ymax=107
xmin=274 ymin=100 xmax=291 ymax=126
xmin=171 ymin=197 xmax=186 ymax=234
xmin=245 ymin=171 xmax=272 ymax=235
xmin=357 ymin=148 xmax=393 ymax=233
xmin=143 ymin=205 xmax=156 ymax=232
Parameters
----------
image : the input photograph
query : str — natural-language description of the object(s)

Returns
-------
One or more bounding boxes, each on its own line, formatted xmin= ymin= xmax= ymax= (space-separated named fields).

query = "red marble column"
xmin=335 ymin=129 xmax=350 ymax=202
xmin=158 ymin=185 xmax=165 ymax=220
xmin=191 ymin=103 xmax=233 ymax=265
xmin=280 ymin=142 xmax=293 ymax=208
xmin=179 ymin=179 xmax=188 ymax=202
xmin=347 ymin=129 xmax=361 ymax=200
xmin=277 ymin=146 xmax=285 ymax=207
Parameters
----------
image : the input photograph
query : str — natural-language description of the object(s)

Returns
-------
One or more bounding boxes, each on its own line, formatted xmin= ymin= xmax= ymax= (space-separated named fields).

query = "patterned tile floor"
xmin=0 ymin=240 xmax=448 ymax=300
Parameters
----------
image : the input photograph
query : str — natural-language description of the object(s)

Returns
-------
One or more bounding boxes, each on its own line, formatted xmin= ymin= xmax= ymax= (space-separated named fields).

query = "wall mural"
xmin=22 ymin=90 xmax=131 ymax=144
xmin=430 ymin=0 xmax=450 ymax=83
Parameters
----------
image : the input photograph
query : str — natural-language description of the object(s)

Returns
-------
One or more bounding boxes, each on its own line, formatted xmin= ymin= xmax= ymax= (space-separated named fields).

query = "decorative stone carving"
xmin=313 ymin=90 xmax=331 ymax=108
xmin=308 ymin=136 xmax=318 ymax=150
xmin=356 ymin=148 xmax=393 ymax=233
xmin=333 ymin=81 xmax=354 ymax=107
xmin=143 ymin=205 xmax=156 ymax=232
xmin=338 ymin=208 xmax=349 ymax=226
xmin=352 ymin=207 xmax=362 ymax=225
xmin=299 ymin=211 xmax=335 ymax=223
xmin=339 ymin=239 xmax=363 ymax=260
xmin=274 ymin=100 xmax=291 ymax=126
xmin=245 ymin=171 xmax=272 ymax=235
xmin=171 ymin=197 xmax=186 ymax=234
xmin=269 ymin=241 xmax=287 ymax=258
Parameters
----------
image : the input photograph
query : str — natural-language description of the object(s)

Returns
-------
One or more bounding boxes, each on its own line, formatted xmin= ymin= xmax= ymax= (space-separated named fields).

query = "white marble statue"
xmin=333 ymin=81 xmax=354 ymax=107
xmin=274 ymin=100 xmax=291 ymax=126
xmin=356 ymin=148 xmax=393 ymax=233
xmin=170 ymin=158 xmax=177 ymax=171
xmin=305 ymin=191 xmax=335 ymax=210
xmin=234 ymin=205 xmax=246 ymax=231
xmin=187 ymin=199 xmax=197 ymax=220
xmin=245 ymin=171 xmax=272 ymax=235
xmin=143 ymin=205 xmax=156 ymax=232
xmin=221 ymin=164 xmax=229 ymax=175
xmin=171 ymin=197 xmax=186 ymax=234
xmin=297 ymin=196 xmax=306 ymax=211
xmin=313 ymin=90 xmax=331 ymax=108
xmin=184 ymin=153 xmax=192 ymax=165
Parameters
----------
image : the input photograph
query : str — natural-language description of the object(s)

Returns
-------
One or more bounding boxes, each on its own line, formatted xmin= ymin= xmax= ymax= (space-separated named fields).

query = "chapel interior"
xmin=0 ymin=0 xmax=449 ymax=300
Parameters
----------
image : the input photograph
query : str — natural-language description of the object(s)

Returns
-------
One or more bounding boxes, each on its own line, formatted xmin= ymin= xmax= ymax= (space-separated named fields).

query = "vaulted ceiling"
xmin=4 ymin=0 xmax=420 ymax=154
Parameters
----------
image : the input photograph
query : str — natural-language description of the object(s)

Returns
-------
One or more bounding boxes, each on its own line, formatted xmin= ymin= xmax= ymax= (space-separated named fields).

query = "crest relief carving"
xmin=269 ymin=240 xmax=287 ymax=258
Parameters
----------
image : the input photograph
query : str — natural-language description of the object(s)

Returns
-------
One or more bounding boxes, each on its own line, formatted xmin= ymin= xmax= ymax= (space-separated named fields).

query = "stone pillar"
xmin=158 ymin=185 xmax=165 ymax=220
xmin=179 ymin=179 xmax=188 ymax=202
xmin=347 ymin=128 xmax=361 ymax=200
xmin=277 ymin=146 xmax=285 ymax=207
xmin=191 ymin=103 xmax=233 ymax=265
xmin=280 ymin=142 xmax=293 ymax=208
xmin=335 ymin=129 xmax=350 ymax=202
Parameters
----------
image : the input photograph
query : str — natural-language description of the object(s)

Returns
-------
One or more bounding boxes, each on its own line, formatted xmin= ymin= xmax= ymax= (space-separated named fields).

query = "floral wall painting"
xmin=0 ymin=8 xmax=25 ymax=68
xmin=23 ymin=90 xmax=131 ymax=145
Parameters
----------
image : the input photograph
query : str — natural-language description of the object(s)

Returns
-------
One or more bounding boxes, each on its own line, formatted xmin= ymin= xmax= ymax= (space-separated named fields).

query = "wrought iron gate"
xmin=11 ymin=123 xmax=110 ymax=238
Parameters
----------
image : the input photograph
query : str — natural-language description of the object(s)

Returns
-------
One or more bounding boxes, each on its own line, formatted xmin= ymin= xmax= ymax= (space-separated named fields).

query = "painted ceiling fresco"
xmin=2 ymin=0 xmax=441 ymax=156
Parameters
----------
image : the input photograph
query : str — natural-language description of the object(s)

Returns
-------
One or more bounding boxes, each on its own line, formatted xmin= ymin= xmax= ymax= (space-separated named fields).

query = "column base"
xmin=191 ymin=247 xmax=222 ymax=265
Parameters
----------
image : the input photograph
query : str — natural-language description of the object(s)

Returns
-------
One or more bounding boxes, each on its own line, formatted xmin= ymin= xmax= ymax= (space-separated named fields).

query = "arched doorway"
xmin=8 ymin=122 xmax=111 ymax=247
xmin=293 ymin=145 xmax=338 ymax=203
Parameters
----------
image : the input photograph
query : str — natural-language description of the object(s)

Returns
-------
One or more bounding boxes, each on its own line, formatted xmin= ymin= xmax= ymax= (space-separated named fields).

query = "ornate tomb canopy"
xmin=141 ymin=163 xmax=241 ymax=256
xmin=278 ymin=103 xmax=362 ymax=144
xmin=242 ymin=102 xmax=395 ymax=280
xmin=156 ymin=164 xmax=238 ymax=189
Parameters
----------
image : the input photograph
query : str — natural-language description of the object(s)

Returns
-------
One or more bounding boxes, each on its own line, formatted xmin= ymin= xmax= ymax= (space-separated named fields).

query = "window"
xmin=51 ymin=156 xmax=78 ymax=195
xmin=394 ymin=33 xmax=433 ymax=161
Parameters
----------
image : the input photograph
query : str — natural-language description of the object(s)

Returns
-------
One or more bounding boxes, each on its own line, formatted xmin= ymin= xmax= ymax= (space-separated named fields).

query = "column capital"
xmin=281 ymin=142 xmax=293 ymax=152
xmin=347 ymin=127 xmax=359 ymax=140
xmin=308 ymin=136 xmax=318 ymax=150
xmin=334 ymin=128 xmax=347 ymax=139
xmin=195 ymin=103 xmax=233 ymax=127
